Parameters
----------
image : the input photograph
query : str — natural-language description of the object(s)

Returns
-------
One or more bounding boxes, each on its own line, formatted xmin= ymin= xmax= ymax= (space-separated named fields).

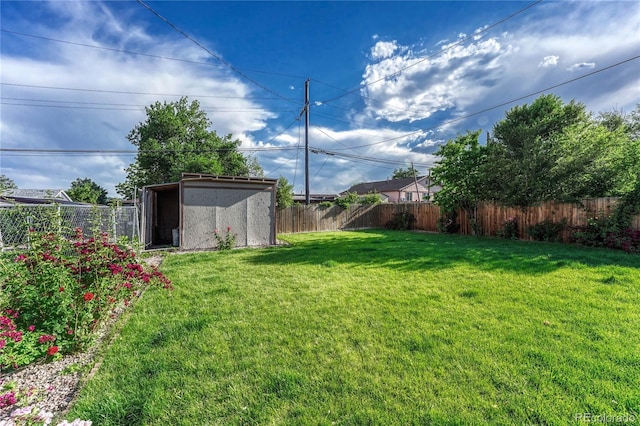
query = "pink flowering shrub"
xmin=0 ymin=228 xmax=172 ymax=370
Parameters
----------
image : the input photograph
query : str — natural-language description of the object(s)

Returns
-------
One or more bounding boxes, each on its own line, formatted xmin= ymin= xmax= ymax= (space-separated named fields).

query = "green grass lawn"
xmin=66 ymin=230 xmax=640 ymax=425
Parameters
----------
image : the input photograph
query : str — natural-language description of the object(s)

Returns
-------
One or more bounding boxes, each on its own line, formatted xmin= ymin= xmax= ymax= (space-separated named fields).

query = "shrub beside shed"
xmin=141 ymin=173 xmax=277 ymax=250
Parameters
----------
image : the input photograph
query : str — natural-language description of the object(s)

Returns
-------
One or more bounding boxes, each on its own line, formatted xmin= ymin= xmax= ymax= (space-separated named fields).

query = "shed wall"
xmin=181 ymin=181 xmax=275 ymax=250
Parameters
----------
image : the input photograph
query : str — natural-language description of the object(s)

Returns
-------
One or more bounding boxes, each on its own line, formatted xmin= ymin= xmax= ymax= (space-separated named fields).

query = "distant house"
xmin=344 ymin=176 xmax=440 ymax=203
xmin=1 ymin=189 xmax=79 ymax=205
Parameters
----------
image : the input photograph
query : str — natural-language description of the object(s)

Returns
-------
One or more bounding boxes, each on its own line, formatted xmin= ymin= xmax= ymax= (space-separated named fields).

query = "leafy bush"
xmin=384 ymin=212 xmax=416 ymax=230
xmin=333 ymin=192 xmax=382 ymax=209
xmin=609 ymin=179 xmax=640 ymax=230
xmin=359 ymin=193 xmax=382 ymax=205
xmin=213 ymin=227 xmax=236 ymax=250
xmin=571 ymin=214 xmax=617 ymax=247
xmin=437 ymin=213 xmax=460 ymax=234
xmin=571 ymin=182 xmax=640 ymax=253
xmin=571 ymin=212 xmax=640 ymax=253
xmin=334 ymin=192 xmax=361 ymax=209
xmin=527 ymin=219 xmax=567 ymax=242
xmin=604 ymin=228 xmax=640 ymax=253
xmin=0 ymin=227 xmax=172 ymax=370
xmin=496 ymin=217 xmax=519 ymax=240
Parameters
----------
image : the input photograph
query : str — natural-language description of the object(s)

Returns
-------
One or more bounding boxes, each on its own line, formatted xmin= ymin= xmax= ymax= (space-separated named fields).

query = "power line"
xmin=311 ymin=148 xmax=431 ymax=168
xmin=236 ymin=119 xmax=305 ymax=176
xmin=1 ymin=28 xmax=308 ymax=80
xmin=0 ymin=146 xmax=300 ymax=155
xmin=309 ymin=148 xmax=431 ymax=171
xmin=318 ymin=0 xmax=542 ymax=105
xmin=0 ymin=83 xmax=284 ymax=101
xmin=312 ymin=126 xmax=360 ymax=153
xmin=0 ymin=101 xmax=294 ymax=113
xmin=327 ymin=54 xmax=640 ymax=151
xmin=136 ymin=0 xmax=299 ymax=106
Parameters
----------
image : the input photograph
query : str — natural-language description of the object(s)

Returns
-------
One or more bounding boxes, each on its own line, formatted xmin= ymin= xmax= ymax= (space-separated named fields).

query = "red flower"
xmin=47 ymin=346 xmax=59 ymax=356
xmin=59 ymin=287 xmax=65 ymax=292
xmin=38 ymin=334 xmax=55 ymax=344
xmin=83 ymin=292 xmax=94 ymax=301
xmin=108 ymin=263 xmax=123 ymax=275
xmin=27 ymin=325 xmax=35 ymax=332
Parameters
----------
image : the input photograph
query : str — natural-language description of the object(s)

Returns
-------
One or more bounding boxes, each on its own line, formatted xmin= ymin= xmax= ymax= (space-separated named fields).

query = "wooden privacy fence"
xmin=276 ymin=198 xmax=640 ymax=241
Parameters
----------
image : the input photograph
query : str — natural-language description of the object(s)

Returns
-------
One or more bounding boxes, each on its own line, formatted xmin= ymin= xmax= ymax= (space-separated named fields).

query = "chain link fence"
xmin=0 ymin=205 xmax=140 ymax=251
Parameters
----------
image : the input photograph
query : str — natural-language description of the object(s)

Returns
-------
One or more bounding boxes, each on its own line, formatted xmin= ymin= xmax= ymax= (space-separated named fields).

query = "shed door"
xmin=141 ymin=188 xmax=154 ymax=249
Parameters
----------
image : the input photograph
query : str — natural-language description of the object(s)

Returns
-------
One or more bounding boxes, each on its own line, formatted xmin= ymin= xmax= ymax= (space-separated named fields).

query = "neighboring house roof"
xmin=3 ymin=188 xmax=73 ymax=202
xmin=1 ymin=189 xmax=85 ymax=205
xmin=344 ymin=176 xmax=430 ymax=195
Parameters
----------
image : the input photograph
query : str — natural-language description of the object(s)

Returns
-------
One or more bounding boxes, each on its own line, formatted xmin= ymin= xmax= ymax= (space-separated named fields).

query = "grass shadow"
xmin=250 ymin=229 xmax=640 ymax=276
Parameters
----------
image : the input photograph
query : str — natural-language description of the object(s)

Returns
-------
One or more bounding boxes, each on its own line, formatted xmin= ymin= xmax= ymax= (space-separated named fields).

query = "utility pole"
xmin=411 ymin=161 xmax=420 ymax=202
xmin=304 ymin=79 xmax=310 ymax=205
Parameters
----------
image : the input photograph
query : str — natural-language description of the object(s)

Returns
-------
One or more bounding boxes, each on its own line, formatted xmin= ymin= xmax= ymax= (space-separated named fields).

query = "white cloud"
xmin=2 ymin=1 xmax=638 ymax=198
xmin=370 ymin=40 xmax=400 ymax=61
xmin=567 ymin=62 xmax=596 ymax=72
xmin=361 ymin=37 xmax=508 ymax=122
xmin=539 ymin=55 xmax=560 ymax=68
xmin=473 ymin=25 xmax=490 ymax=40
xmin=0 ymin=1 xmax=277 ymax=196
xmin=358 ymin=1 xmax=639 ymax=130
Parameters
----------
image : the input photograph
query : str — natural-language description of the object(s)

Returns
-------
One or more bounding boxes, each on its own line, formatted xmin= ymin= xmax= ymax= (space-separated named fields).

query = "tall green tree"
xmin=549 ymin=121 xmax=639 ymax=200
xmin=276 ymin=176 xmax=294 ymax=209
xmin=0 ymin=175 xmax=17 ymax=194
xmin=597 ymin=105 xmax=640 ymax=140
xmin=116 ymin=97 xmax=262 ymax=198
xmin=487 ymin=94 xmax=590 ymax=207
xmin=392 ymin=166 xmax=419 ymax=179
xmin=487 ymin=95 xmax=640 ymax=206
xmin=431 ymin=130 xmax=488 ymax=235
xmin=67 ymin=178 xmax=108 ymax=204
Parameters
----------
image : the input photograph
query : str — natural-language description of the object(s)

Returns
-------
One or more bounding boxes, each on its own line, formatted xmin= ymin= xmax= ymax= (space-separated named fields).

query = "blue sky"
xmin=1 ymin=0 xmax=639 ymax=197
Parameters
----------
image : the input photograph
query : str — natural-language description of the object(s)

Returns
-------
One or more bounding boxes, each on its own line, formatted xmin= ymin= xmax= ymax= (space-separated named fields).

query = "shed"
xmin=141 ymin=173 xmax=277 ymax=250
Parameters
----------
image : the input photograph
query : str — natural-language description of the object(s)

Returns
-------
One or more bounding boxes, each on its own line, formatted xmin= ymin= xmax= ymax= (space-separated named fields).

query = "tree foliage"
xmin=486 ymin=94 xmax=589 ymax=206
xmin=431 ymin=96 xmax=640 ymax=235
xmin=0 ymin=175 xmax=17 ymax=194
xmin=392 ymin=166 xmax=419 ymax=179
xmin=67 ymin=178 xmax=108 ymax=205
xmin=486 ymin=95 xmax=639 ymax=207
xmin=431 ymin=130 xmax=487 ymax=234
xmin=276 ymin=176 xmax=294 ymax=209
xmin=117 ymin=97 xmax=262 ymax=198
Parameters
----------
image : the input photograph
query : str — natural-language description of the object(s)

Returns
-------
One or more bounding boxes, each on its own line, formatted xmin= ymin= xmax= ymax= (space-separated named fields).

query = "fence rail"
xmin=276 ymin=198 xmax=640 ymax=241
xmin=0 ymin=205 xmax=139 ymax=250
